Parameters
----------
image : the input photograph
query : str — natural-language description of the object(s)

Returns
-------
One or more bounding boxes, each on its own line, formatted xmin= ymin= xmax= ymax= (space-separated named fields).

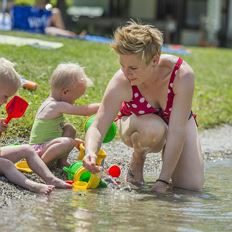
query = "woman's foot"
xmin=126 ymin=168 xmax=144 ymax=187
xmin=126 ymin=152 xmax=145 ymax=187
xmin=46 ymin=176 xmax=72 ymax=189
xmin=26 ymin=180 xmax=55 ymax=194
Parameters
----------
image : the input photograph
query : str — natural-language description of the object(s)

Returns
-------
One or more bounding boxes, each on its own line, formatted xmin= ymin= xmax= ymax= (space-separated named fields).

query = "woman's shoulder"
xmin=113 ymin=69 xmax=125 ymax=79
xmin=111 ymin=69 xmax=130 ymax=86
xmin=106 ymin=69 xmax=132 ymax=101
xmin=159 ymin=54 xmax=179 ymax=66
xmin=159 ymin=54 xmax=193 ymax=76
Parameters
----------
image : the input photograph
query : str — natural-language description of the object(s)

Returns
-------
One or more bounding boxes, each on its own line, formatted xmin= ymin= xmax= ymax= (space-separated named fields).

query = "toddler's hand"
xmin=83 ymin=153 xmax=101 ymax=173
xmin=0 ymin=119 xmax=8 ymax=135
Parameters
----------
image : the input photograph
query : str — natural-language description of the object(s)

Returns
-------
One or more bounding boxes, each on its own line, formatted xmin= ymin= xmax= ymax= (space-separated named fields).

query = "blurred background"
xmin=1 ymin=0 xmax=232 ymax=47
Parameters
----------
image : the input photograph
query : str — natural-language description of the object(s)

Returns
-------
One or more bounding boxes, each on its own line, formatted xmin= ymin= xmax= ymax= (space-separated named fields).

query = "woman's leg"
xmin=172 ymin=117 xmax=204 ymax=191
xmin=118 ymin=114 xmax=167 ymax=186
xmin=0 ymin=158 xmax=54 ymax=194
xmin=0 ymin=145 xmax=71 ymax=189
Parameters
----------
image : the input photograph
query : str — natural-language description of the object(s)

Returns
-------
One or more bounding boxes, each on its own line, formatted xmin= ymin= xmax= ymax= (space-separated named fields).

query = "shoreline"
xmin=0 ymin=124 xmax=232 ymax=208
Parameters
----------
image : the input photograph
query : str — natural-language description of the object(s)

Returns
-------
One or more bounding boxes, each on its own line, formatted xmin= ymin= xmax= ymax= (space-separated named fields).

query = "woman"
xmin=83 ymin=21 xmax=204 ymax=193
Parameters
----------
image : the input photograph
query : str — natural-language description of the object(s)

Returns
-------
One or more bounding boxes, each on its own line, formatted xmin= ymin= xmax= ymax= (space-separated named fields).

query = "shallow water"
xmin=0 ymin=158 xmax=231 ymax=232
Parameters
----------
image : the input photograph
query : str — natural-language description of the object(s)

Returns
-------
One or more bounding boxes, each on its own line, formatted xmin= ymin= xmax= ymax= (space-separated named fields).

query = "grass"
xmin=0 ymin=30 xmax=232 ymax=140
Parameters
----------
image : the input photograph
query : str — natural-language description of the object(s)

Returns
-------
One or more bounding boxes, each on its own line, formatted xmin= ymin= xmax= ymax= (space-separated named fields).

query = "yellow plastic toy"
xmin=72 ymin=143 xmax=106 ymax=190
xmin=15 ymin=160 xmax=32 ymax=173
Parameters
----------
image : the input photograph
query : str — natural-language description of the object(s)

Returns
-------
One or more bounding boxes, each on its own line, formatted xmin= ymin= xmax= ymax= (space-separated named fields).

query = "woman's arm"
xmin=156 ymin=63 xmax=195 ymax=190
xmin=83 ymin=71 xmax=131 ymax=173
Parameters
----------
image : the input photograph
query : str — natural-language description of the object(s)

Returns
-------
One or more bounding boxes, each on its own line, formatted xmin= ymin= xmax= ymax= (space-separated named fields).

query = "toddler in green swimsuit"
xmin=0 ymin=57 xmax=71 ymax=194
xmin=29 ymin=63 xmax=99 ymax=167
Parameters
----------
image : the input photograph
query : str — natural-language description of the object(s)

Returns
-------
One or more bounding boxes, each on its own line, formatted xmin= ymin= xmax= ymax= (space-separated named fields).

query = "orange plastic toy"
xmin=20 ymin=76 xmax=38 ymax=91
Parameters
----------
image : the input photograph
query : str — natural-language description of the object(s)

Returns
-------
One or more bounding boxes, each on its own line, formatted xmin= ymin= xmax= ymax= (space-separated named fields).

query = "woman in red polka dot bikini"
xmin=83 ymin=21 xmax=204 ymax=193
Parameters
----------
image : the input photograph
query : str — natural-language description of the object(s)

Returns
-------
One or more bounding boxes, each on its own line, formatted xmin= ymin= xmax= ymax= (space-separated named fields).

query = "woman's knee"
xmin=177 ymin=167 xmax=204 ymax=192
xmin=137 ymin=122 xmax=167 ymax=150
xmin=174 ymin=180 xmax=204 ymax=192
xmin=120 ymin=115 xmax=167 ymax=150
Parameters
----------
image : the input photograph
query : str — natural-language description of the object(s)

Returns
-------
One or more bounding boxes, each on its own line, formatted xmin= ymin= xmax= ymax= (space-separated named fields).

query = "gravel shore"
xmin=1 ymin=124 xmax=232 ymax=207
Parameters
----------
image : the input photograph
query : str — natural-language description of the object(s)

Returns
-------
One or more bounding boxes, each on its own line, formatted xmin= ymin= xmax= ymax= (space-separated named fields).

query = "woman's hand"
xmin=83 ymin=153 xmax=101 ymax=173
xmin=0 ymin=119 xmax=8 ymax=136
xmin=151 ymin=180 xmax=169 ymax=193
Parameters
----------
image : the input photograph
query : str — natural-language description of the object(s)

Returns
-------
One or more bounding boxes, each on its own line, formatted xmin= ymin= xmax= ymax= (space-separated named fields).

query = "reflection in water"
xmin=0 ymin=158 xmax=231 ymax=232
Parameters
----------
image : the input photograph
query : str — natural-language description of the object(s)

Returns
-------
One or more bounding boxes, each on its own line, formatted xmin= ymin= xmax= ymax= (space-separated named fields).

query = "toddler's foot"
xmin=27 ymin=180 xmax=55 ymax=194
xmin=47 ymin=176 xmax=72 ymax=189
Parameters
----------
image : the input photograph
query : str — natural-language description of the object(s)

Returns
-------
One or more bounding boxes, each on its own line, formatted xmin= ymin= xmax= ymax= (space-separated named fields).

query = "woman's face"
xmin=119 ymin=54 xmax=154 ymax=85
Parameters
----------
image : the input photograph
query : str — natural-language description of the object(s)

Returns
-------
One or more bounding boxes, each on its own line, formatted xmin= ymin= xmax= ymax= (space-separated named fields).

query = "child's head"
xmin=49 ymin=63 xmax=92 ymax=104
xmin=0 ymin=58 xmax=21 ymax=106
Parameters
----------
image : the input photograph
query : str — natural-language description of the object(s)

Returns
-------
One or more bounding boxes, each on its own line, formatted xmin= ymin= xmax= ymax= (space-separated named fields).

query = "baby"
xmin=0 ymin=57 xmax=71 ymax=194
xmin=29 ymin=63 xmax=99 ymax=167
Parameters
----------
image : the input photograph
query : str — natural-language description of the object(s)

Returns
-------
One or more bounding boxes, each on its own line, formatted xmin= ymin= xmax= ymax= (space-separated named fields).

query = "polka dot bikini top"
xmin=118 ymin=57 xmax=183 ymax=124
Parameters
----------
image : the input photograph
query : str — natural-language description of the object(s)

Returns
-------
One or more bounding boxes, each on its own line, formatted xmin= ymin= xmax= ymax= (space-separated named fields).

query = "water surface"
xmin=0 ymin=158 xmax=231 ymax=232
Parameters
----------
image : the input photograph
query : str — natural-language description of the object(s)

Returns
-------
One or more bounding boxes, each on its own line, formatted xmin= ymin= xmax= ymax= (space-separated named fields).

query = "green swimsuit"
xmin=29 ymin=115 xmax=64 ymax=144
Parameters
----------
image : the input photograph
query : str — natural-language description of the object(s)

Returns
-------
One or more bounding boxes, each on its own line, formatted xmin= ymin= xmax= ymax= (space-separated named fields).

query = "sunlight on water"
xmin=0 ymin=158 xmax=231 ymax=232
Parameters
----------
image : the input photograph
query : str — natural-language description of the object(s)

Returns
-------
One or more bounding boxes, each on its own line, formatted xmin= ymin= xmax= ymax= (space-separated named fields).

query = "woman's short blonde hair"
xmin=111 ymin=20 xmax=163 ymax=64
xmin=0 ymin=57 xmax=21 ymax=89
xmin=49 ymin=63 xmax=93 ymax=90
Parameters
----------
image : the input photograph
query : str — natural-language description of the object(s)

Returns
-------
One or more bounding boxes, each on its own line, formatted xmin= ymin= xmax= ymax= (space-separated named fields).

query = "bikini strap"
xmin=164 ymin=57 xmax=183 ymax=113
xmin=168 ymin=57 xmax=183 ymax=87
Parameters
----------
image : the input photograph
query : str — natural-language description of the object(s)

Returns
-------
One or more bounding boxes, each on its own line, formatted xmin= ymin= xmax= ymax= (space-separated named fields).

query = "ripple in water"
xmin=0 ymin=158 xmax=231 ymax=232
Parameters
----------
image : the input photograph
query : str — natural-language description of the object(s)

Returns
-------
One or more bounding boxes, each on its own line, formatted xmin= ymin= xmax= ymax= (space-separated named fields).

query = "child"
xmin=0 ymin=57 xmax=71 ymax=194
xmin=29 ymin=63 xmax=99 ymax=167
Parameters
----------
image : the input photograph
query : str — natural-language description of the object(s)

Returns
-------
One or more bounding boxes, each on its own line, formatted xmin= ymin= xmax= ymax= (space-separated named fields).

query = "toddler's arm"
xmin=57 ymin=102 xmax=100 ymax=116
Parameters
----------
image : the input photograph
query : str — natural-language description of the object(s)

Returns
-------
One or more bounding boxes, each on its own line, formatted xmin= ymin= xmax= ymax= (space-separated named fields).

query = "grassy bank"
xmin=0 ymin=31 xmax=232 ymax=139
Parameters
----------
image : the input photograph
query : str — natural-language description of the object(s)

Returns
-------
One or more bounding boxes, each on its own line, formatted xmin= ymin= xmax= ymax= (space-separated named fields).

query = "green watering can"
xmin=63 ymin=160 xmax=107 ymax=188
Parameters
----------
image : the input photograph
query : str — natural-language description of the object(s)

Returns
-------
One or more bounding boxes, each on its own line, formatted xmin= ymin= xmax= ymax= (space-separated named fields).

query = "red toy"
xmin=107 ymin=165 xmax=121 ymax=178
xmin=4 ymin=96 xmax=28 ymax=124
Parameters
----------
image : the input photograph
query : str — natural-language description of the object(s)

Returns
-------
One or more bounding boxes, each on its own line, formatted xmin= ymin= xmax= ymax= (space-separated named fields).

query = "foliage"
xmin=0 ymin=31 xmax=231 ymax=139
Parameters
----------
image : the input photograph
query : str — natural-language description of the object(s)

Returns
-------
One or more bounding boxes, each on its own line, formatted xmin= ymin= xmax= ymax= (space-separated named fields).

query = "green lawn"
xmin=0 ymin=31 xmax=232 ymax=139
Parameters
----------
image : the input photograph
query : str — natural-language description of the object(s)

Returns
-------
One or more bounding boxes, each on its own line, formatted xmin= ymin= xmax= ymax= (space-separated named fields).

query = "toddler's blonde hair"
xmin=0 ymin=57 xmax=21 ymax=89
xmin=111 ymin=20 xmax=163 ymax=64
xmin=49 ymin=63 xmax=93 ymax=91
